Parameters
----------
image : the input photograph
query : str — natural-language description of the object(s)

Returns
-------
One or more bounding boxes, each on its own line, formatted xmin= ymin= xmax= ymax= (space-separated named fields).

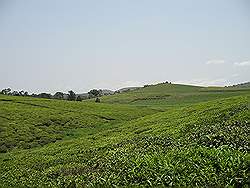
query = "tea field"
xmin=0 ymin=84 xmax=249 ymax=187
xmin=101 ymin=83 xmax=250 ymax=107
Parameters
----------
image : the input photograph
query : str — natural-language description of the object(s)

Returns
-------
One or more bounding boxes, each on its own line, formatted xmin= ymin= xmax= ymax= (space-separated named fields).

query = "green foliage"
xmin=101 ymin=83 xmax=250 ymax=108
xmin=95 ymin=97 xmax=101 ymax=103
xmin=0 ymin=95 xmax=156 ymax=152
xmin=76 ymin=96 xmax=82 ymax=101
xmin=68 ymin=90 xmax=76 ymax=101
xmin=53 ymin=92 xmax=64 ymax=100
xmin=0 ymin=86 xmax=249 ymax=187
xmin=88 ymin=89 xmax=102 ymax=98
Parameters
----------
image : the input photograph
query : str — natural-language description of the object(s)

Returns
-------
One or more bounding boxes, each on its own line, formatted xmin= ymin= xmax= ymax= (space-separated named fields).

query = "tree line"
xmin=0 ymin=88 xmax=104 ymax=102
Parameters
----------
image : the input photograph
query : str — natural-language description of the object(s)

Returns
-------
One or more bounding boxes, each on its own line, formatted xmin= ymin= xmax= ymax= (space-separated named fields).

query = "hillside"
xmin=0 ymin=95 xmax=156 ymax=153
xmin=230 ymin=82 xmax=250 ymax=88
xmin=101 ymin=83 xmax=250 ymax=107
xmin=0 ymin=84 xmax=249 ymax=187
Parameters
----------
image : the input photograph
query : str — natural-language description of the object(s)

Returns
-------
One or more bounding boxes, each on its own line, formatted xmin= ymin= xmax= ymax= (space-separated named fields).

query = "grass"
xmin=101 ymin=83 xmax=250 ymax=108
xmin=0 ymin=84 xmax=249 ymax=187
xmin=0 ymin=95 xmax=156 ymax=152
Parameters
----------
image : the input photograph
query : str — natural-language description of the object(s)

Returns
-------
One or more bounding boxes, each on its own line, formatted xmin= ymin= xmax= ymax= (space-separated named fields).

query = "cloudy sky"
xmin=0 ymin=0 xmax=249 ymax=93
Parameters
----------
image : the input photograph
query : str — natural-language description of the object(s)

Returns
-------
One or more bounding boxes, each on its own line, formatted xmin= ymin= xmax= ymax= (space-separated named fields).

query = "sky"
xmin=0 ymin=0 xmax=249 ymax=93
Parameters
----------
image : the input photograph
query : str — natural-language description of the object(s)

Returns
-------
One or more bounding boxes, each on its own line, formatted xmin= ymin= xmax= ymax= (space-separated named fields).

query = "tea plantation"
xmin=0 ymin=84 xmax=249 ymax=187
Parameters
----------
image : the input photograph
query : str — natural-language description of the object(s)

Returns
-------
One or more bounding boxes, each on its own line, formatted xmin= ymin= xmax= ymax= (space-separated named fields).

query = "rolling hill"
xmin=100 ymin=83 xmax=250 ymax=108
xmin=230 ymin=82 xmax=250 ymax=88
xmin=0 ymin=83 xmax=249 ymax=187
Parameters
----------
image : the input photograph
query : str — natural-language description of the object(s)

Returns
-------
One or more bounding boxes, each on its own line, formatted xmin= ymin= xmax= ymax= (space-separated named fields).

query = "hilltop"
xmin=229 ymin=82 xmax=250 ymax=88
xmin=100 ymin=83 xmax=250 ymax=108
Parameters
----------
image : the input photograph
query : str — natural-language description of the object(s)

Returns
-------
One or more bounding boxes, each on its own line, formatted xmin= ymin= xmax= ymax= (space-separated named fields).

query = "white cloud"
xmin=234 ymin=61 xmax=250 ymax=67
xmin=206 ymin=59 xmax=225 ymax=65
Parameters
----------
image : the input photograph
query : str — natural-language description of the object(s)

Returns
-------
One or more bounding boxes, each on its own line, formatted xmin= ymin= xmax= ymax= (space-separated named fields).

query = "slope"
xmin=0 ymin=94 xmax=157 ymax=152
xmin=0 ymin=95 xmax=249 ymax=187
xmin=101 ymin=83 xmax=250 ymax=108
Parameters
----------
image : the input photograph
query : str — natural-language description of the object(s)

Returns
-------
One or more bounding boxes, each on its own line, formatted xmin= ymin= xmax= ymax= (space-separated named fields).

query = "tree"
xmin=38 ymin=93 xmax=52 ymax=99
xmin=1 ymin=88 xmax=11 ymax=95
xmin=31 ymin=93 xmax=38 ymax=97
xmin=12 ymin=91 xmax=20 ymax=96
xmin=88 ymin=89 xmax=102 ymax=98
xmin=95 ymin=97 xmax=101 ymax=103
xmin=19 ymin=90 xmax=24 ymax=96
xmin=76 ymin=96 xmax=82 ymax=101
xmin=24 ymin=91 xmax=29 ymax=96
xmin=54 ymin=92 xmax=64 ymax=100
xmin=68 ymin=90 xmax=76 ymax=101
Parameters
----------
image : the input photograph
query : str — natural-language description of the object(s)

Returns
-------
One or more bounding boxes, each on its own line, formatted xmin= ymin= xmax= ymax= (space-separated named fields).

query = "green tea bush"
xmin=0 ymin=93 xmax=249 ymax=187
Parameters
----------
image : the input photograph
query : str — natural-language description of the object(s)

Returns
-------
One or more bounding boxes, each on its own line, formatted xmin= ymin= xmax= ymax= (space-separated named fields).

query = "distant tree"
xmin=98 ymin=89 xmax=103 ymax=96
xmin=54 ymin=92 xmax=64 ymax=100
xmin=12 ymin=91 xmax=20 ymax=96
xmin=1 ymin=88 xmax=11 ymax=95
xmin=24 ymin=91 xmax=29 ymax=96
xmin=68 ymin=90 xmax=76 ymax=101
xmin=95 ymin=97 xmax=101 ymax=103
xmin=7 ymin=88 xmax=12 ymax=94
xmin=76 ymin=96 xmax=82 ymax=101
xmin=31 ymin=93 xmax=38 ymax=97
xmin=88 ymin=89 xmax=102 ymax=98
xmin=19 ymin=90 xmax=24 ymax=96
xmin=38 ymin=93 xmax=52 ymax=99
